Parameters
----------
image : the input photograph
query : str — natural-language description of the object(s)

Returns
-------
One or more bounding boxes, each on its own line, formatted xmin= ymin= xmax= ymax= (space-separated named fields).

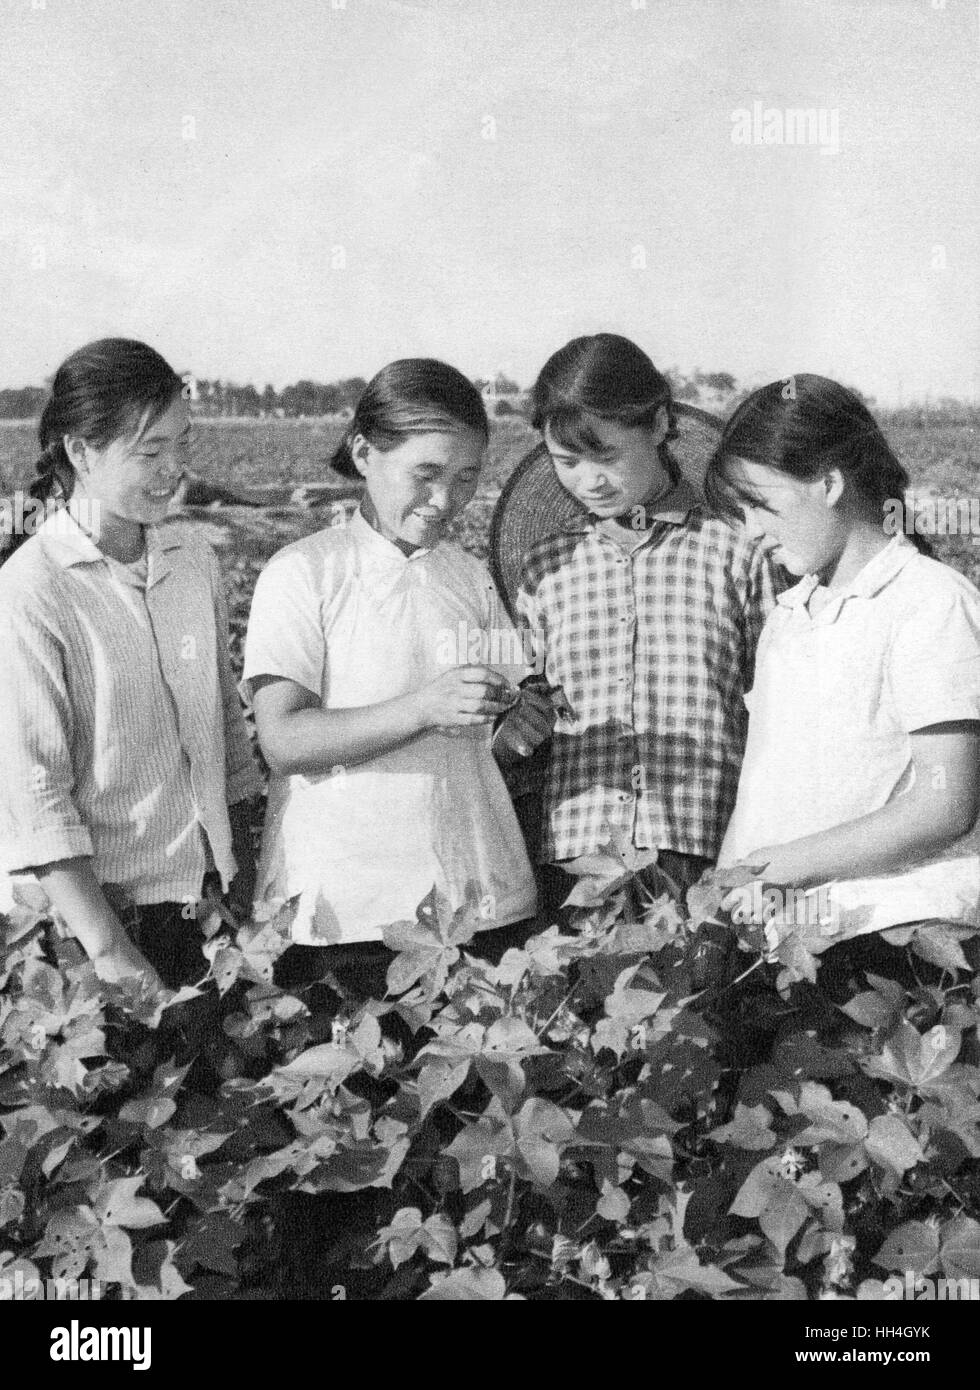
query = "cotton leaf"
xmin=654 ymin=1246 xmax=745 ymax=1296
xmin=730 ymin=1157 xmax=810 ymax=1259
xmin=710 ymin=1102 xmax=778 ymax=1151
xmin=596 ymin=1181 xmax=632 ymax=1224
xmin=940 ymin=1216 xmax=980 ymax=1282
xmin=862 ymin=1022 xmax=962 ymax=1092
xmin=377 ymin=1207 xmax=425 ymax=1269
xmin=865 ymin=1114 xmax=925 ymax=1179
xmin=445 ymin=1118 xmax=512 ymax=1193
xmin=874 ymin=1221 xmax=941 ymax=1276
xmin=773 ymin=1082 xmax=867 ymax=1146
xmin=909 ymin=922 xmax=972 ymax=973
xmin=119 ymin=1095 xmax=178 ymax=1130
xmin=94 ymin=1176 xmax=166 ymax=1230
xmin=417 ymin=1059 xmax=471 ymax=1120
xmin=276 ymin=1043 xmax=358 ymax=1084
xmin=134 ymin=1242 xmax=194 ymax=1300
xmin=841 ymin=988 xmax=903 ymax=1032
xmin=484 ymin=1017 xmax=542 ymax=1054
xmin=758 ymin=1182 xmax=810 ymax=1260
xmin=513 ymin=1098 xmax=575 ymax=1187
xmin=421 ymin=1213 xmax=458 ymax=1266
xmin=818 ymin=1142 xmax=868 ymax=1184
xmin=419 ymin=1268 xmax=513 ymax=1300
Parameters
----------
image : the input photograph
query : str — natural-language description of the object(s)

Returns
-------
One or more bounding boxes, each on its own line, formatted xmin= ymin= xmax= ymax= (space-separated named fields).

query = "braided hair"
xmin=4 ymin=338 xmax=182 ymax=559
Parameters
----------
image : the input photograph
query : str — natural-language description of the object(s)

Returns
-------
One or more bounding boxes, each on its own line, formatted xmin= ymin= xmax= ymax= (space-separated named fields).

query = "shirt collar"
xmin=566 ymin=478 xmax=701 ymax=536
xmin=777 ymin=535 xmax=918 ymax=617
xmin=36 ymin=502 xmax=185 ymax=588
xmin=350 ymin=504 xmax=434 ymax=563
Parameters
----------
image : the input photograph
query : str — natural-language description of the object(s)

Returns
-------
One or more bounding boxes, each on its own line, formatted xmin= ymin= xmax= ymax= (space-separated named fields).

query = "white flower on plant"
xmin=578 ymin=1240 xmax=612 ymax=1284
xmin=823 ymin=1234 xmax=856 ymax=1288
xmin=777 ymin=1146 xmax=806 ymax=1181
xmin=763 ymin=920 xmax=782 ymax=955
xmin=551 ymin=1235 xmax=577 ymax=1272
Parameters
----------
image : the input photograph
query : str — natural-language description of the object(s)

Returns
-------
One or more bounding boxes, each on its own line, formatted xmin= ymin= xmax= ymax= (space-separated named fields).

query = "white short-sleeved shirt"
xmin=242 ymin=508 xmax=536 ymax=944
xmin=720 ymin=537 xmax=980 ymax=930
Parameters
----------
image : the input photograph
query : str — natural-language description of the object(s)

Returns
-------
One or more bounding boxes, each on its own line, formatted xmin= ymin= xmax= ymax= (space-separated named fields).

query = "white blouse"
xmin=242 ymin=509 xmax=536 ymax=944
xmin=720 ymin=537 xmax=980 ymax=934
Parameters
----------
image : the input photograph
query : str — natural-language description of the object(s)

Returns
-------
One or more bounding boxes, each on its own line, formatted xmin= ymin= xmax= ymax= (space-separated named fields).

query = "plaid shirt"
xmin=516 ymin=480 xmax=779 ymax=863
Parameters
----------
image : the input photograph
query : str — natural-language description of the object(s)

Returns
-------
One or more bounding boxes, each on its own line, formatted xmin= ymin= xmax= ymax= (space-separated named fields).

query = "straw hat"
xmin=488 ymin=401 xmax=723 ymax=619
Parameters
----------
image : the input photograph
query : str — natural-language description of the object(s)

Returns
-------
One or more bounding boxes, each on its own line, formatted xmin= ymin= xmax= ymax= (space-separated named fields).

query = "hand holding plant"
xmin=492 ymin=683 xmax=556 ymax=760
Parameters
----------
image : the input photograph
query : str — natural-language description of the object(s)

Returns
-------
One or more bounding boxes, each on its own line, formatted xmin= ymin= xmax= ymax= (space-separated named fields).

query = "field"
xmin=1 ymin=412 xmax=979 ymax=1304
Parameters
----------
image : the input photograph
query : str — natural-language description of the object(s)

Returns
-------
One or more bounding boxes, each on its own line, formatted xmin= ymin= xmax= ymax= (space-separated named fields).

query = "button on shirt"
xmin=719 ymin=536 xmax=980 ymax=928
xmin=0 ymin=506 xmax=262 ymax=903
xmin=516 ymin=481 xmax=778 ymax=863
xmin=242 ymin=509 xmax=536 ymax=945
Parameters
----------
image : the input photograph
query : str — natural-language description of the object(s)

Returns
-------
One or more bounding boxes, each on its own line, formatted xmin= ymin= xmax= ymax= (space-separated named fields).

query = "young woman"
xmin=708 ymin=375 xmax=980 ymax=932
xmin=516 ymin=334 xmax=779 ymax=908
xmin=243 ymin=359 xmax=550 ymax=962
xmin=0 ymin=339 xmax=261 ymax=992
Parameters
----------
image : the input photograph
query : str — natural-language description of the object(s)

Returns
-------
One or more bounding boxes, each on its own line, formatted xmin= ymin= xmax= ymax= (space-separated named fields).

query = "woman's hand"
xmin=718 ymin=847 xmax=785 ymax=924
xmin=92 ymin=937 xmax=165 ymax=996
xmin=493 ymin=684 xmax=556 ymax=760
xmin=32 ymin=857 xmax=166 ymax=996
xmin=415 ymin=665 xmax=519 ymax=731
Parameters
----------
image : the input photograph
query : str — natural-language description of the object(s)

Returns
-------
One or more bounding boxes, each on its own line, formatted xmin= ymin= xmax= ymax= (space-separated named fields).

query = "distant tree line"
xmin=0 ymin=371 xmax=973 ymax=423
xmin=0 ymin=378 xmax=371 ymax=421
xmin=188 ymin=377 xmax=369 ymax=418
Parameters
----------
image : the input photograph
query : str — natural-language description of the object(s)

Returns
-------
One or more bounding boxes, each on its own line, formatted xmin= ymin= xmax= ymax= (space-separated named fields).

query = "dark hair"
xmin=530 ymin=333 xmax=681 ymax=484
xmin=6 ymin=338 xmax=183 ymax=558
xmin=330 ymin=359 xmax=489 ymax=480
xmin=704 ymin=374 xmax=933 ymax=555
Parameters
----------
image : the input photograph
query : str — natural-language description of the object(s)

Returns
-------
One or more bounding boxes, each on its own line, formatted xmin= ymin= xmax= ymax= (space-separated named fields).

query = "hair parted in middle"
xmin=530 ymin=333 xmax=681 ymax=484
xmin=330 ymin=358 xmax=490 ymax=479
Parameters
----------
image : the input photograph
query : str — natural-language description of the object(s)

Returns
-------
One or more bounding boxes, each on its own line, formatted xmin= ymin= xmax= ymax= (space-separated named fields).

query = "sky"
xmin=0 ymin=0 xmax=977 ymax=403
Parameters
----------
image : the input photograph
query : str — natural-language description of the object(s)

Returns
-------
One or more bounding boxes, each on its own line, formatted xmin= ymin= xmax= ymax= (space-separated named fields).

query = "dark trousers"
xmin=125 ymin=900 xmax=210 ymax=991
xmin=118 ymin=891 xmax=218 ymax=1070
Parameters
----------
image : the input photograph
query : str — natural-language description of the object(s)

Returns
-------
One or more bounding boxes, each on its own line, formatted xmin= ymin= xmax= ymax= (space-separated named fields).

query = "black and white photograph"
xmin=0 ymin=0 xmax=977 ymax=1352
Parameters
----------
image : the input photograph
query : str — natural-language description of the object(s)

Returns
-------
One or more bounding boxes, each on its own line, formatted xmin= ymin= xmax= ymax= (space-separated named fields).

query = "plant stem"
xmin=535 ymin=984 xmax=577 ymax=1040
xmin=495 ymin=1161 xmax=518 ymax=1270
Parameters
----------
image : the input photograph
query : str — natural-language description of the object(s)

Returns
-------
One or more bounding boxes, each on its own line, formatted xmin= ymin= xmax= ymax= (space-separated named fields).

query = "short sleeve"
xmin=888 ymin=581 xmax=980 ymax=732
xmin=731 ymin=537 xmax=781 ymax=692
xmin=242 ymin=548 xmax=326 ymax=700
